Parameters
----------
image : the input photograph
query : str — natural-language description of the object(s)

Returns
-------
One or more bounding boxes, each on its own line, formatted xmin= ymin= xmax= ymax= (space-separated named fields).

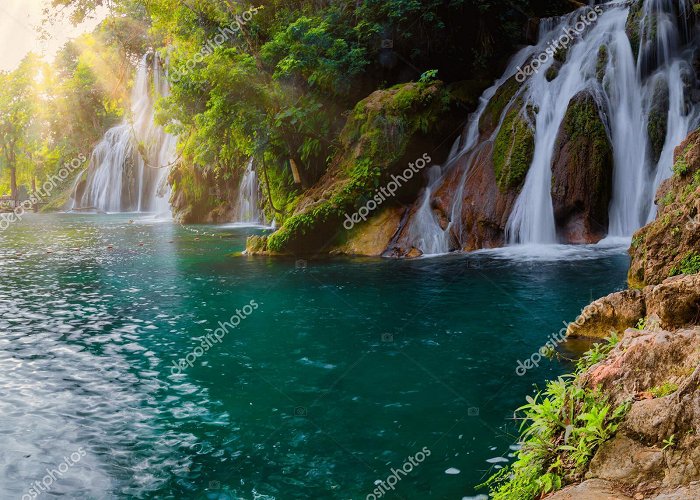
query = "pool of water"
xmin=0 ymin=214 xmax=630 ymax=499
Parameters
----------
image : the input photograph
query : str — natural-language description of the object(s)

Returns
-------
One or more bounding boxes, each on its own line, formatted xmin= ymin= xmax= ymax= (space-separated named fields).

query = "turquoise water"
xmin=0 ymin=214 xmax=630 ymax=499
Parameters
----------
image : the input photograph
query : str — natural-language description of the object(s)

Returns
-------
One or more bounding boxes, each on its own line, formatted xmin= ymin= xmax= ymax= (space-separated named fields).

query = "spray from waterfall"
xmin=72 ymin=53 xmax=176 ymax=215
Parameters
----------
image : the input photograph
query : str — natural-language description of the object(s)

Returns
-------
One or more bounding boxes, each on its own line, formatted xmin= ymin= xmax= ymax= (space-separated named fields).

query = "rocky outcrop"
xmin=550 ymin=91 xmax=613 ymax=243
xmin=567 ymin=274 xmax=700 ymax=338
xmin=491 ymin=126 xmax=700 ymax=499
xmin=246 ymin=81 xmax=458 ymax=256
xmin=169 ymin=163 xmax=241 ymax=224
xmin=330 ymin=206 xmax=403 ymax=257
xmin=629 ymin=129 xmax=700 ymax=288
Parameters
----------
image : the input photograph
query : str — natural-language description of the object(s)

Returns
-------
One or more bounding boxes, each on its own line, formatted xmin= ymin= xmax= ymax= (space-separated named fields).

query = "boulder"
xmin=566 ymin=289 xmax=645 ymax=339
xmin=550 ymin=91 xmax=613 ymax=244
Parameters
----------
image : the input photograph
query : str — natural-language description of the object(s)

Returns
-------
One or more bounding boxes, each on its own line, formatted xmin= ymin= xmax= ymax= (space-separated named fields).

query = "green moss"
xmin=267 ymin=81 xmax=451 ymax=254
xmin=553 ymin=46 xmax=568 ymax=63
xmin=492 ymin=104 xmax=535 ymax=192
xmin=560 ymin=93 xmax=613 ymax=196
xmin=659 ymin=191 xmax=675 ymax=208
xmin=545 ymin=66 xmax=559 ymax=82
xmin=670 ymin=251 xmax=700 ymax=277
xmin=648 ymin=80 xmax=669 ymax=163
xmin=625 ymin=1 xmax=644 ymax=59
xmin=650 ymin=382 xmax=679 ymax=398
xmin=479 ymin=76 xmax=521 ymax=135
xmin=596 ymin=45 xmax=608 ymax=82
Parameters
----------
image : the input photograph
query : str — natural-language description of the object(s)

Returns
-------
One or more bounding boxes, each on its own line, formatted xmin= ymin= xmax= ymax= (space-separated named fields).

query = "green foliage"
xmin=650 ymin=382 xmax=679 ymax=398
xmin=483 ymin=332 xmax=628 ymax=500
xmin=635 ymin=317 xmax=648 ymax=330
xmin=662 ymin=434 xmax=676 ymax=450
xmin=670 ymin=251 xmax=700 ymax=277
xmin=674 ymin=155 xmax=690 ymax=176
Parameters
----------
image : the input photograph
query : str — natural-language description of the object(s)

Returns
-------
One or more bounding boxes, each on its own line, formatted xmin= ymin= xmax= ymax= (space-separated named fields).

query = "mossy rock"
xmin=545 ymin=65 xmax=560 ymax=82
xmin=647 ymin=78 xmax=670 ymax=164
xmin=266 ymin=81 xmax=454 ymax=255
xmin=492 ymin=102 xmax=535 ymax=192
xmin=479 ymin=75 xmax=521 ymax=136
xmin=625 ymin=0 xmax=644 ymax=60
xmin=596 ymin=45 xmax=608 ymax=82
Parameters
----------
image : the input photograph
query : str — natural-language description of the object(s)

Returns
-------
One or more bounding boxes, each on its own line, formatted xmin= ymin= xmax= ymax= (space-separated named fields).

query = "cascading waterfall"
xmin=234 ymin=158 xmax=266 ymax=225
xmin=404 ymin=0 xmax=698 ymax=253
xmin=72 ymin=53 xmax=176 ymax=214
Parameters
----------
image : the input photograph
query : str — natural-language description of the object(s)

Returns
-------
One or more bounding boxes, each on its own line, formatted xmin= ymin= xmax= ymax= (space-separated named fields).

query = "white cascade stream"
xmin=72 ymin=53 xmax=176 ymax=215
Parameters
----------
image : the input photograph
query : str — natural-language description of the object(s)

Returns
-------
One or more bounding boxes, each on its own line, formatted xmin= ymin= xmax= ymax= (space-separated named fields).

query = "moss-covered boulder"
xmin=629 ymin=128 xmax=700 ymax=288
xmin=493 ymin=103 xmax=535 ymax=192
xmin=169 ymin=163 xmax=239 ymax=224
xmin=596 ymin=45 xmax=608 ymax=82
xmin=550 ymin=91 xmax=614 ymax=243
xmin=478 ymin=75 xmax=522 ymax=137
xmin=648 ymin=78 xmax=670 ymax=164
xmin=625 ymin=0 xmax=644 ymax=61
xmin=250 ymin=80 xmax=455 ymax=256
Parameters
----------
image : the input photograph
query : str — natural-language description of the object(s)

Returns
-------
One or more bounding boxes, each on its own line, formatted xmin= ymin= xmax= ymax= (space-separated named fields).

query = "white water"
xmin=72 ymin=53 xmax=176 ymax=215
xmin=406 ymin=0 xmax=698 ymax=252
xmin=234 ymin=158 xmax=266 ymax=225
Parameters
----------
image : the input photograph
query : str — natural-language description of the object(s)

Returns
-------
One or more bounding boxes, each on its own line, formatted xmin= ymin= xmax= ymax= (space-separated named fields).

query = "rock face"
xmin=566 ymin=289 xmax=645 ymax=339
xmin=541 ymin=127 xmax=700 ymax=499
xmin=169 ymin=163 xmax=240 ymax=224
xmin=629 ymin=129 xmax=700 ymax=288
xmin=247 ymin=81 xmax=457 ymax=256
xmin=550 ymin=92 xmax=613 ymax=244
xmin=330 ymin=206 xmax=403 ymax=257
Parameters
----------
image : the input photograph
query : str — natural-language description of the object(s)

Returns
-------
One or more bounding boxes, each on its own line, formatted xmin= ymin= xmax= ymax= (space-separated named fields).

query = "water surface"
xmin=0 ymin=214 xmax=630 ymax=499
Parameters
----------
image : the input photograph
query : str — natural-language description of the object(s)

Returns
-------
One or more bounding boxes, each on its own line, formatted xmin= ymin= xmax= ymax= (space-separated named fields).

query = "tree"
xmin=0 ymin=55 xmax=39 ymax=204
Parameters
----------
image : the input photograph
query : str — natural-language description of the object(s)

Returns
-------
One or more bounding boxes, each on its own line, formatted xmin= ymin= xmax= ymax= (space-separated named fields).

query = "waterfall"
xmin=508 ymin=0 xmax=696 ymax=242
xmin=403 ymin=0 xmax=698 ymax=253
xmin=234 ymin=158 xmax=265 ymax=225
xmin=72 ymin=53 xmax=176 ymax=215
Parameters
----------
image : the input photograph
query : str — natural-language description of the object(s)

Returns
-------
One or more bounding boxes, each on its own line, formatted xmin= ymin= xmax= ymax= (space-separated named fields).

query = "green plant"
xmin=662 ymin=434 xmax=676 ymax=450
xmin=576 ymin=330 xmax=620 ymax=371
xmin=635 ymin=317 xmax=647 ymax=331
xmin=482 ymin=333 xmax=628 ymax=499
xmin=670 ymin=251 xmax=700 ymax=277
xmin=650 ymin=382 xmax=679 ymax=398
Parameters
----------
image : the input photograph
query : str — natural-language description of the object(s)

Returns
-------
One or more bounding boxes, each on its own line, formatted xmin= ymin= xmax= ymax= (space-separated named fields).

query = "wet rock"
xmin=567 ymin=289 xmax=645 ymax=339
xmin=550 ymin=91 xmax=613 ymax=244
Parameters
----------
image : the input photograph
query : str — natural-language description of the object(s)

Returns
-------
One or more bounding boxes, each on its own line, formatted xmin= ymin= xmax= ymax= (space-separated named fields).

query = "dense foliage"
xmin=1 ymin=0 xmax=572 ymax=213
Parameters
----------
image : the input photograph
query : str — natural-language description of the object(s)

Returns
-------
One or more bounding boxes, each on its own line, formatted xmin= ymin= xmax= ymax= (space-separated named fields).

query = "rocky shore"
xmin=488 ymin=129 xmax=700 ymax=499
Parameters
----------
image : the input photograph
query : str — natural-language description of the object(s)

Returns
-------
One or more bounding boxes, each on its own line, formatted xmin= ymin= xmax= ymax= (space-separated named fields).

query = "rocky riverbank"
xmin=487 ymin=130 xmax=700 ymax=499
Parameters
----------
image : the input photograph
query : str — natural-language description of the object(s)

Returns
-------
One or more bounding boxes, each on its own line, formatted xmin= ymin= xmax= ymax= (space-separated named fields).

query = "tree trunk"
xmin=289 ymin=158 xmax=308 ymax=189
xmin=9 ymin=166 xmax=17 ymax=208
